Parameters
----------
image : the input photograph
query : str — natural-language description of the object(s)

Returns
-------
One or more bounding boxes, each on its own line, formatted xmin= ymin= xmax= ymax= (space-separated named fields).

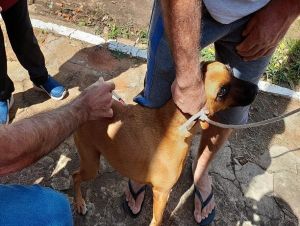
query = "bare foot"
xmin=124 ymin=181 xmax=146 ymax=214
xmin=194 ymin=175 xmax=215 ymax=224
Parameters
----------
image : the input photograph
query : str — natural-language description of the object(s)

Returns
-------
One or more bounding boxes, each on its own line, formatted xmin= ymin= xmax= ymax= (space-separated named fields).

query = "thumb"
xmin=98 ymin=77 xmax=105 ymax=84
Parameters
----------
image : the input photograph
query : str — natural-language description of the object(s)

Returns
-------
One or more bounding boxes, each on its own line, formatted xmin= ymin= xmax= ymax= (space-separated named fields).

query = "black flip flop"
xmin=194 ymin=184 xmax=216 ymax=226
xmin=122 ymin=180 xmax=147 ymax=218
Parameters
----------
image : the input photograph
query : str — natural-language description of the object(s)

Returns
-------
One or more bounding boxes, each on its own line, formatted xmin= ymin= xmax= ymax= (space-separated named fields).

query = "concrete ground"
xmin=1 ymin=21 xmax=300 ymax=226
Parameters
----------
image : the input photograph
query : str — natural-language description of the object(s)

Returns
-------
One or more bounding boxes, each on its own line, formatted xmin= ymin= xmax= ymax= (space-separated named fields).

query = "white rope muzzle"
xmin=180 ymin=107 xmax=300 ymax=131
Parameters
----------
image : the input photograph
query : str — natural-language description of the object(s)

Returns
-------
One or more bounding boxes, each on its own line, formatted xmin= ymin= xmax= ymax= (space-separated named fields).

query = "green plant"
xmin=265 ymin=39 xmax=300 ymax=89
xmin=201 ymin=45 xmax=215 ymax=61
xmin=138 ymin=30 xmax=148 ymax=44
xmin=107 ymin=23 xmax=131 ymax=39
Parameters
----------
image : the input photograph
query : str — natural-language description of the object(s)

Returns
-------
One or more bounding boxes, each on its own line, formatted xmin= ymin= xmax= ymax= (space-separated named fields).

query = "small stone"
xmin=233 ymin=158 xmax=243 ymax=171
xmin=51 ymin=177 xmax=71 ymax=191
xmin=235 ymin=164 xmax=243 ymax=171
xmin=242 ymin=221 xmax=253 ymax=226
xmin=86 ymin=202 xmax=95 ymax=217
xmin=102 ymin=15 xmax=109 ymax=22
xmin=103 ymin=26 xmax=109 ymax=37
xmin=63 ymin=169 xmax=70 ymax=177
xmin=39 ymin=156 xmax=55 ymax=166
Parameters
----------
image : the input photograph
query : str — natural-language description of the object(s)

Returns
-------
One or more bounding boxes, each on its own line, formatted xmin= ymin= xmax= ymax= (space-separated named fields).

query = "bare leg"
xmin=193 ymin=125 xmax=232 ymax=223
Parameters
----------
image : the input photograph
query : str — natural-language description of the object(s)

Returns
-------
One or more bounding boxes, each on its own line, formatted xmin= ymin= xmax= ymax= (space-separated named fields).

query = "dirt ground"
xmin=30 ymin=0 xmax=152 ymax=41
xmin=1 ymin=1 xmax=300 ymax=226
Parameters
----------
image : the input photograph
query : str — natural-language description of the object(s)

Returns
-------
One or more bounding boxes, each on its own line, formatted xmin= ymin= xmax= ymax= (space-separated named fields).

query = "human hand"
xmin=236 ymin=0 xmax=299 ymax=61
xmin=81 ymin=77 xmax=115 ymax=120
xmin=0 ymin=6 xmax=2 ymax=12
xmin=171 ymin=76 xmax=206 ymax=115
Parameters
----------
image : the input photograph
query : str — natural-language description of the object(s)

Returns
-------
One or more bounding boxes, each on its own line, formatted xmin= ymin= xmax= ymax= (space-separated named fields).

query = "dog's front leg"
xmin=73 ymin=171 xmax=88 ymax=215
xmin=150 ymin=187 xmax=170 ymax=226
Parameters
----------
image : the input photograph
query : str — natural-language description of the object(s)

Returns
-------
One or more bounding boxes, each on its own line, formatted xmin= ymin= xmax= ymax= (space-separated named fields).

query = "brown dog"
xmin=72 ymin=62 xmax=258 ymax=226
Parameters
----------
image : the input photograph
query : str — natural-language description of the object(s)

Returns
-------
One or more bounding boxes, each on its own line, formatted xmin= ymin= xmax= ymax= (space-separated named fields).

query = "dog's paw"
xmin=75 ymin=198 xmax=88 ymax=215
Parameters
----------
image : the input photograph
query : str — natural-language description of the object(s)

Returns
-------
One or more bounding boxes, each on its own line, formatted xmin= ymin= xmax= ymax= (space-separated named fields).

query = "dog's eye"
xmin=216 ymin=86 xmax=229 ymax=101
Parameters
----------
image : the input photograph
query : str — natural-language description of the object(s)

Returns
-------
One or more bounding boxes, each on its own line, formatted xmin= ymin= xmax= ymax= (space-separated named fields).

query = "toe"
xmin=194 ymin=196 xmax=202 ymax=223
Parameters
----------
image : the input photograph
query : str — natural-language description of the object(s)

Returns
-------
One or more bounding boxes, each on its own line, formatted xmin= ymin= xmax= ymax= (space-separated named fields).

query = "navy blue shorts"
xmin=0 ymin=184 xmax=73 ymax=226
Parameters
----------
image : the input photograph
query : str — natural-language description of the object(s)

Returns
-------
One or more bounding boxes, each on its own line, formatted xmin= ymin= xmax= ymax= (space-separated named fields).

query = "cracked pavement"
xmin=0 ymin=21 xmax=300 ymax=226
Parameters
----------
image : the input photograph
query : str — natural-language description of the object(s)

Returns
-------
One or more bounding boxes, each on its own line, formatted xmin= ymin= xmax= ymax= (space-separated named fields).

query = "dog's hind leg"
xmin=73 ymin=136 xmax=101 ymax=215
xmin=150 ymin=187 xmax=170 ymax=226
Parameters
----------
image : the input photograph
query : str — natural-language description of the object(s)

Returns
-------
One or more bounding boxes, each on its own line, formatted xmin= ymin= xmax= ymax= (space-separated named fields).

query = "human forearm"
xmin=160 ymin=0 xmax=202 ymax=87
xmin=0 ymin=97 xmax=87 ymax=175
xmin=0 ymin=78 xmax=114 ymax=175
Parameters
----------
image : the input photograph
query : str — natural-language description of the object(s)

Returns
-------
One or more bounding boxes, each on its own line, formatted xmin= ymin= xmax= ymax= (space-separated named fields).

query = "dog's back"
xmin=74 ymin=99 xmax=195 ymax=187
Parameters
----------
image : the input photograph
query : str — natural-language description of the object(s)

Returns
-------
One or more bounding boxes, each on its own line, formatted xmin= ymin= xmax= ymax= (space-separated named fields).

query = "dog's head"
xmin=202 ymin=61 xmax=258 ymax=116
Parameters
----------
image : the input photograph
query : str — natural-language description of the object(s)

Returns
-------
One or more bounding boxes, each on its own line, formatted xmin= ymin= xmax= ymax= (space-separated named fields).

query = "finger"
xmin=98 ymin=77 xmax=104 ymax=83
xmin=106 ymin=81 xmax=115 ymax=91
xmin=237 ymin=42 xmax=261 ymax=55
xmin=236 ymin=36 xmax=258 ymax=53
xmin=242 ymin=18 xmax=256 ymax=37
xmin=102 ymin=108 xmax=114 ymax=118
xmin=243 ymin=46 xmax=274 ymax=61
xmin=104 ymin=98 xmax=114 ymax=110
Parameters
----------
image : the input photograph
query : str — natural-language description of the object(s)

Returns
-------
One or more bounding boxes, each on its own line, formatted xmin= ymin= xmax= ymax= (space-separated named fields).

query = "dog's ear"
xmin=230 ymin=78 xmax=258 ymax=107
xmin=200 ymin=61 xmax=215 ymax=77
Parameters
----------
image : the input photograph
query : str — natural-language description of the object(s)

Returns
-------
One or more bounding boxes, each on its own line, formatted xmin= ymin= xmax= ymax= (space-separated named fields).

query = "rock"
xmin=86 ymin=202 xmax=95 ymax=217
xmin=63 ymin=169 xmax=70 ymax=177
xmin=100 ymin=156 xmax=114 ymax=173
xmin=51 ymin=177 xmax=71 ymax=191
xmin=50 ymin=154 xmax=72 ymax=177
xmin=241 ymin=221 xmax=253 ymax=226
xmin=233 ymin=158 xmax=243 ymax=171
xmin=274 ymin=171 xmax=300 ymax=217
xmin=38 ymin=156 xmax=55 ymax=166
xmin=236 ymin=162 xmax=273 ymax=199
xmin=267 ymin=145 xmax=298 ymax=174
xmin=236 ymin=162 xmax=264 ymax=184
xmin=210 ymin=146 xmax=235 ymax=180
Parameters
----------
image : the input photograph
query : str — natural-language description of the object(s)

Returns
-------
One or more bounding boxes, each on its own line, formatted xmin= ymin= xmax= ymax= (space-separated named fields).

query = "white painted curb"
xmin=258 ymin=81 xmax=300 ymax=101
xmin=1 ymin=17 xmax=300 ymax=101
xmin=30 ymin=19 xmax=147 ymax=59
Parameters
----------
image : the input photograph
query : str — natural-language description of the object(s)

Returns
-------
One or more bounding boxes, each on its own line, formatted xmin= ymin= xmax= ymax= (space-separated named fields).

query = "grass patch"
xmin=264 ymin=39 xmax=300 ymax=89
xmin=107 ymin=23 xmax=130 ymax=39
xmin=201 ymin=45 xmax=215 ymax=61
